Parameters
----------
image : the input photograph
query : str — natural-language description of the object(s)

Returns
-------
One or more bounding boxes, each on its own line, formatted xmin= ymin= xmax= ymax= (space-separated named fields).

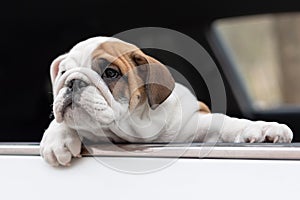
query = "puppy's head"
xmin=50 ymin=37 xmax=175 ymax=129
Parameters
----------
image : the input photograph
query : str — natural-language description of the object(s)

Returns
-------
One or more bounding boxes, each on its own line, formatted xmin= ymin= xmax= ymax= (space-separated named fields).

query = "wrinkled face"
xmin=50 ymin=37 xmax=175 ymax=131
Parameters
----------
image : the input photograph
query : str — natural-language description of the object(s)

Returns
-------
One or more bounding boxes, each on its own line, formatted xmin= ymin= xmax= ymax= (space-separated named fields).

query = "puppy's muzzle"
xmin=66 ymin=79 xmax=89 ymax=93
xmin=53 ymin=68 xmax=125 ymax=122
xmin=59 ymin=79 xmax=89 ymax=117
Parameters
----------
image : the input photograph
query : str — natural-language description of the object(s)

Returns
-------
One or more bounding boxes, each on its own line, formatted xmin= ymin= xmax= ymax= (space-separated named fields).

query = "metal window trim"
xmin=2 ymin=143 xmax=300 ymax=160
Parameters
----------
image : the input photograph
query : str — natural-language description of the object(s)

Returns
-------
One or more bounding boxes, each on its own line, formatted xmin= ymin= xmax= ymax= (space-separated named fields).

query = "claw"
xmin=250 ymin=137 xmax=256 ymax=143
xmin=273 ymin=136 xmax=279 ymax=143
xmin=65 ymin=162 xmax=71 ymax=167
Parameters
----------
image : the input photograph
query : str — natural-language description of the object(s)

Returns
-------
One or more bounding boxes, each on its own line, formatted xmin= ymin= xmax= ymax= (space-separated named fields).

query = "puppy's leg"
xmin=40 ymin=120 xmax=82 ymax=166
xmin=182 ymin=113 xmax=293 ymax=143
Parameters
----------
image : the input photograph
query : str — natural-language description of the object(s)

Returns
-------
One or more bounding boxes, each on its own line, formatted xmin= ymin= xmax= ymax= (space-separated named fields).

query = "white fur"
xmin=40 ymin=37 xmax=293 ymax=166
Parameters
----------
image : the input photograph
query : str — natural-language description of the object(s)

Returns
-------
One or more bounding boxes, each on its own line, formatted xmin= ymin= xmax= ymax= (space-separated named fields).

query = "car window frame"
xmin=206 ymin=14 xmax=300 ymax=118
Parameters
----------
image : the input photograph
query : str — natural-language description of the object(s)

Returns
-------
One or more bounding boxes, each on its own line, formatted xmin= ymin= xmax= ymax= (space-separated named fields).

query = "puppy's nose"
xmin=67 ymin=79 xmax=88 ymax=92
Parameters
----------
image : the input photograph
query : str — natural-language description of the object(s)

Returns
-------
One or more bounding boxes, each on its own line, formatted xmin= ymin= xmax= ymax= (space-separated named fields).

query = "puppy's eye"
xmin=61 ymin=70 xmax=66 ymax=75
xmin=103 ymin=68 xmax=120 ymax=79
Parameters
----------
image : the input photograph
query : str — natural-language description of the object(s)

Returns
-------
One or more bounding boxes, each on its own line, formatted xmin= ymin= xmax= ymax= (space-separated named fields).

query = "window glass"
xmin=215 ymin=13 xmax=300 ymax=110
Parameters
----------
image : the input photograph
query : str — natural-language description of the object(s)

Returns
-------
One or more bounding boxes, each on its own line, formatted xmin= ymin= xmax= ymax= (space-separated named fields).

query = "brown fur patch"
xmin=92 ymin=41 xmax=175 ymax=110
xmin=92 ymin=41 xmax=148 ymax=110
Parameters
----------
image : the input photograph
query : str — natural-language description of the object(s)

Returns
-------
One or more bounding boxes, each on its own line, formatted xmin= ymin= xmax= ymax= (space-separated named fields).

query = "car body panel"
xmin=1 ymin=144 xmax=300 ymax=199
xmin=1 ymin=155 xmax=300 ymax=200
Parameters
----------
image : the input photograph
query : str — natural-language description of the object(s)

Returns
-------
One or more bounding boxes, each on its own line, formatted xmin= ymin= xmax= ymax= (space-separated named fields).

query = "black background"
xmin=1 ymin=0 xmax=300 ymax=142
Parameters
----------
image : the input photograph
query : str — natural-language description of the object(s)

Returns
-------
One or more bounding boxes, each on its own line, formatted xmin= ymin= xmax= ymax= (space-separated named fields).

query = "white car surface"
xmin=1 ymin=144 xmax=300 ymax=200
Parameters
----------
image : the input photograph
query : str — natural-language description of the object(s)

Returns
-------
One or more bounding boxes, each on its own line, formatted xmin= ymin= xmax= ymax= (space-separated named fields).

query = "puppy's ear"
xmin=132 ymin=52 xmax=175 ymax=109
xmin=50 ymin=54 xmax=67 ymax=84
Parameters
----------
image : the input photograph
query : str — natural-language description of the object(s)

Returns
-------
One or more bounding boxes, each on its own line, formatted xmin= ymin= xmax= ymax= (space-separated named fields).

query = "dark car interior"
xmin=1 ymin=0 xmax=300 ymax=142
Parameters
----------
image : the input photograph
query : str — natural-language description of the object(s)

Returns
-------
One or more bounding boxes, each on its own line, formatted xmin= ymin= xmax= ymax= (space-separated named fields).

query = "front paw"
xmin=237 ymin=122 xmax=293 ymax=143
xmin=40 ymin=121 xmax=82 ymax=167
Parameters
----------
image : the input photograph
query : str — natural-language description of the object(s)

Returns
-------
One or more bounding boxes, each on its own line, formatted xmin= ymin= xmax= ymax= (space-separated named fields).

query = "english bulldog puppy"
xmin=40 ymin=37 xmax=293 ymax=166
